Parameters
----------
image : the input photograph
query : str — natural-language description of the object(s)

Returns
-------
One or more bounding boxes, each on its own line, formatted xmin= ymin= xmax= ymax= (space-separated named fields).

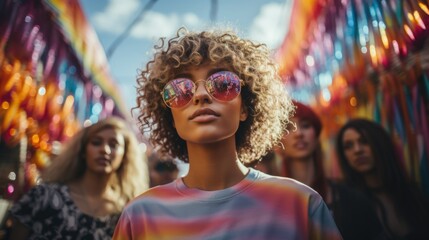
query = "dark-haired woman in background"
xmin=336 ymin=118 xmax=429 ymax=239
xmin=277 ymin=102 xmax=383 ymax=240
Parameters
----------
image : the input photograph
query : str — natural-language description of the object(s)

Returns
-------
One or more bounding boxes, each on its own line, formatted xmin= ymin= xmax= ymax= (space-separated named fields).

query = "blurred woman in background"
xmin=276 ymin=100 xmax=327 ymax=198
xmin=278 ymin=102 xmax=384 ymax=240
xmin=336 ymin=118 xmax=429 ymax=239
xmin=9 ymin=117 xmax=149 ymax=239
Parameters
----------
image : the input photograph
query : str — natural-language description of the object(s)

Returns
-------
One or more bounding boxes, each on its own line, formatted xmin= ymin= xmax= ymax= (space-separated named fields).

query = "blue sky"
xmin=80 ymin=0 xmax=293 ymax=110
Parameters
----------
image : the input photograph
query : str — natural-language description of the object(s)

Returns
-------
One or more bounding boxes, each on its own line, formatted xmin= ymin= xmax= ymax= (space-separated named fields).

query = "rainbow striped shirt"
xmin=113 ymin=168 xmax=342 ymax=240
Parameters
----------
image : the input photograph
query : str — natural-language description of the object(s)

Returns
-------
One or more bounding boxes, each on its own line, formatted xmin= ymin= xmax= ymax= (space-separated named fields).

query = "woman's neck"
xmin=68 ymin=171 xmax=122 ymax=217
xmin=184 ymin=138 xmax=249 ymax=191
xmin=363 ymin=172 xmax=383 ymax=190
xmin=287 ymin=156 xmax=314 ymax=187
xmin=77 ymin=171 xmax=113 ymax=197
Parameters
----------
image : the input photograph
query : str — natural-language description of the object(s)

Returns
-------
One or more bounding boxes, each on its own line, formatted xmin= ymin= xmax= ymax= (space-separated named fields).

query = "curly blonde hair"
xmin=136 ymin=27 xmax=293 ymax=165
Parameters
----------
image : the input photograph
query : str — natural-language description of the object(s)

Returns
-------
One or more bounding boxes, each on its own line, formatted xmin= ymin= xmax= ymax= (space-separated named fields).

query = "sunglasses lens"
xmin=162 ymin=78 xmax=194 ymax=108
xmin=207 ymin=71 xmax=241 ymax=101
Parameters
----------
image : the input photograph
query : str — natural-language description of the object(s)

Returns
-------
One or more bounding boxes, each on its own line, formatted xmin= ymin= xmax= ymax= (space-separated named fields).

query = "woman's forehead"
xmin=177 ymin=61 xmax=231 ymax=73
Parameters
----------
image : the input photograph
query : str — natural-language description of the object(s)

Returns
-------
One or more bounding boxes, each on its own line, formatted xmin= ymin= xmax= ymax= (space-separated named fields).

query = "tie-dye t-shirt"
xmin=113 ymin=168 xmax=342 ymax=240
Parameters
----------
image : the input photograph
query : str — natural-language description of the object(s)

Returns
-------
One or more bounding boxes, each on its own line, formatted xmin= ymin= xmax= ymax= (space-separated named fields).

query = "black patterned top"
xmin=10 ymin=183 xmax=121 ymax=240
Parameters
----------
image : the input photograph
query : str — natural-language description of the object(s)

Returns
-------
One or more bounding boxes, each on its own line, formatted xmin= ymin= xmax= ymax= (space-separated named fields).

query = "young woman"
xmin=9 ymin=117 xmax=149 ymax=239
xmin=113 ymin=28 xmax=341 ymax=239
xmin=336 ymin=118 xmax=429 ymax=239
xmin=276 ymin=100 xmax=327 ymax=198
xmin=277 ymin=102 xmax=383 ymax=240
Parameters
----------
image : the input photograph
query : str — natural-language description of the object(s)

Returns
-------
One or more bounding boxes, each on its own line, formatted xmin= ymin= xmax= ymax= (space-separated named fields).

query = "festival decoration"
xmin=0 ymin=0 xmax=128 ymax=192
xmin=276 ymin=0 xmax=429 ymax=191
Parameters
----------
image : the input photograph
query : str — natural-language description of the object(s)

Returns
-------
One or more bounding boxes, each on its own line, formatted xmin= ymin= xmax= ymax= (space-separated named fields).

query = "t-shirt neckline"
xmin=174 ymin=168 xmax=260 ymax=202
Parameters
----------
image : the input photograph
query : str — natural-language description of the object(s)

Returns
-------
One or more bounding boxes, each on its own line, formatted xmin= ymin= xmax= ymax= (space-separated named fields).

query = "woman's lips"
xmin=189 ymin=108 xmax=220 ymax=121
xmin=96 ymin=157 xmax=110 ymax=165
xmin=292 ymin=141 xmax=308 ymax=149
xmin=353 ymin=156 xmax=370 ymax=165
xmin=191 ymin=114 xmax=219 ymax=123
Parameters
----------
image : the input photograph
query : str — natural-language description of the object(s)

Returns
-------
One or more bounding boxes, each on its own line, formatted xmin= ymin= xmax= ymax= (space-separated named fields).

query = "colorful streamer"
xmin=0 ymin=0 xmax=129 ymax=189
xmin=276 ymin=0 xmax=429 ymax=191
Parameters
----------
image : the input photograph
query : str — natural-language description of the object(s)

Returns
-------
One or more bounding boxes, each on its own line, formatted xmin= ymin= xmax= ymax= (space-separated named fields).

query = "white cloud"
xmin=130 ymin=11 xmax=204 ymax=40
xmin=130 ymin=11 xmax=180 ymax=39
xmin=183 ymin=13 xmax=200 ymax=27
xmin=249 ymin=1 xmax=293 ymax=50
xmin=91 ymin=0 xmax=205 ymax=41
xmin=92 ymin=0 xmax=140 ymax=33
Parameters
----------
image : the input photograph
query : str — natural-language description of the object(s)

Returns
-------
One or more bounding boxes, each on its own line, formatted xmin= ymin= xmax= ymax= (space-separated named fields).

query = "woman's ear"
xmin=240 ymin=104 xmax=248 ymax=121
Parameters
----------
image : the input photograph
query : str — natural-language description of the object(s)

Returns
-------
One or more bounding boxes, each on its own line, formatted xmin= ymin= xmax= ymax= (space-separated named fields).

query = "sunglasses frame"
xmin=160 ymin=71 xmax=244 ymax=109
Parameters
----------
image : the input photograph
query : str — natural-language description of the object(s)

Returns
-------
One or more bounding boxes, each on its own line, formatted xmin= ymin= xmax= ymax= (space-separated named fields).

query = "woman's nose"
xmin=353 ymin=142 xmax=363 ymax=152
xmin=102 ymin=143 xmax=111 ymax=154
xmin=192 ymin=81 xmax=212 ymax=105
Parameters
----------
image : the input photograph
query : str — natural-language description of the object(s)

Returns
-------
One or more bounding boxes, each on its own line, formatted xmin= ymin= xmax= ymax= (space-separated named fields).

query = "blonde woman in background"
xmin=9 ymin=117 xmax=149 ymax=240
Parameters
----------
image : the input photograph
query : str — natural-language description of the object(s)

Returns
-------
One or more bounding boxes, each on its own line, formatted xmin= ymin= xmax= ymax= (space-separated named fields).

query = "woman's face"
xmin=279 ymin=117 xmax=318 ymax=160
xmin=85 ymin=128 xmax=125 ymax=175
xmin=341 ymin=128 xmax=375 ymax=174
xmin=169 ymin=63 xmax=247 ymax=144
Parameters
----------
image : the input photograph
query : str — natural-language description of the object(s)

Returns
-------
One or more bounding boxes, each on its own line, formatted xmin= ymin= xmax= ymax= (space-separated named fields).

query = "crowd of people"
xmin=266 ymin=101 xmax=429 ymax=239
xmin=2 ymin=27 xmax=428 ymax=239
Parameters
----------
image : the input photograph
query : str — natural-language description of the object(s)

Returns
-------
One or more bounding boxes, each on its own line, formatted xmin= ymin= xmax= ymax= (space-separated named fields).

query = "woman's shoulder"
xmin=326 ymin=179 xmax=346 ymax=190
xmin=34 ymin=182 xmax=65 ymax=191
xmin=254 ymin=170 xmax=321 ymax=197
xmin=327 ymin=179 xmax=366 ymax=197
xmin=27 ymin=182 xmax=65 ymax=190
xmin=326 ymin=178 xmax=380 ymax=215
xmin=120 ymin=181 xmax=178 ymax=217
xmin=128 ymin=181 xmax=178 ymax=202
xmin=15 ymin=183 xmax=65 ymax=201
xmin=10 ymin=183 xmax=71 ymax=225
